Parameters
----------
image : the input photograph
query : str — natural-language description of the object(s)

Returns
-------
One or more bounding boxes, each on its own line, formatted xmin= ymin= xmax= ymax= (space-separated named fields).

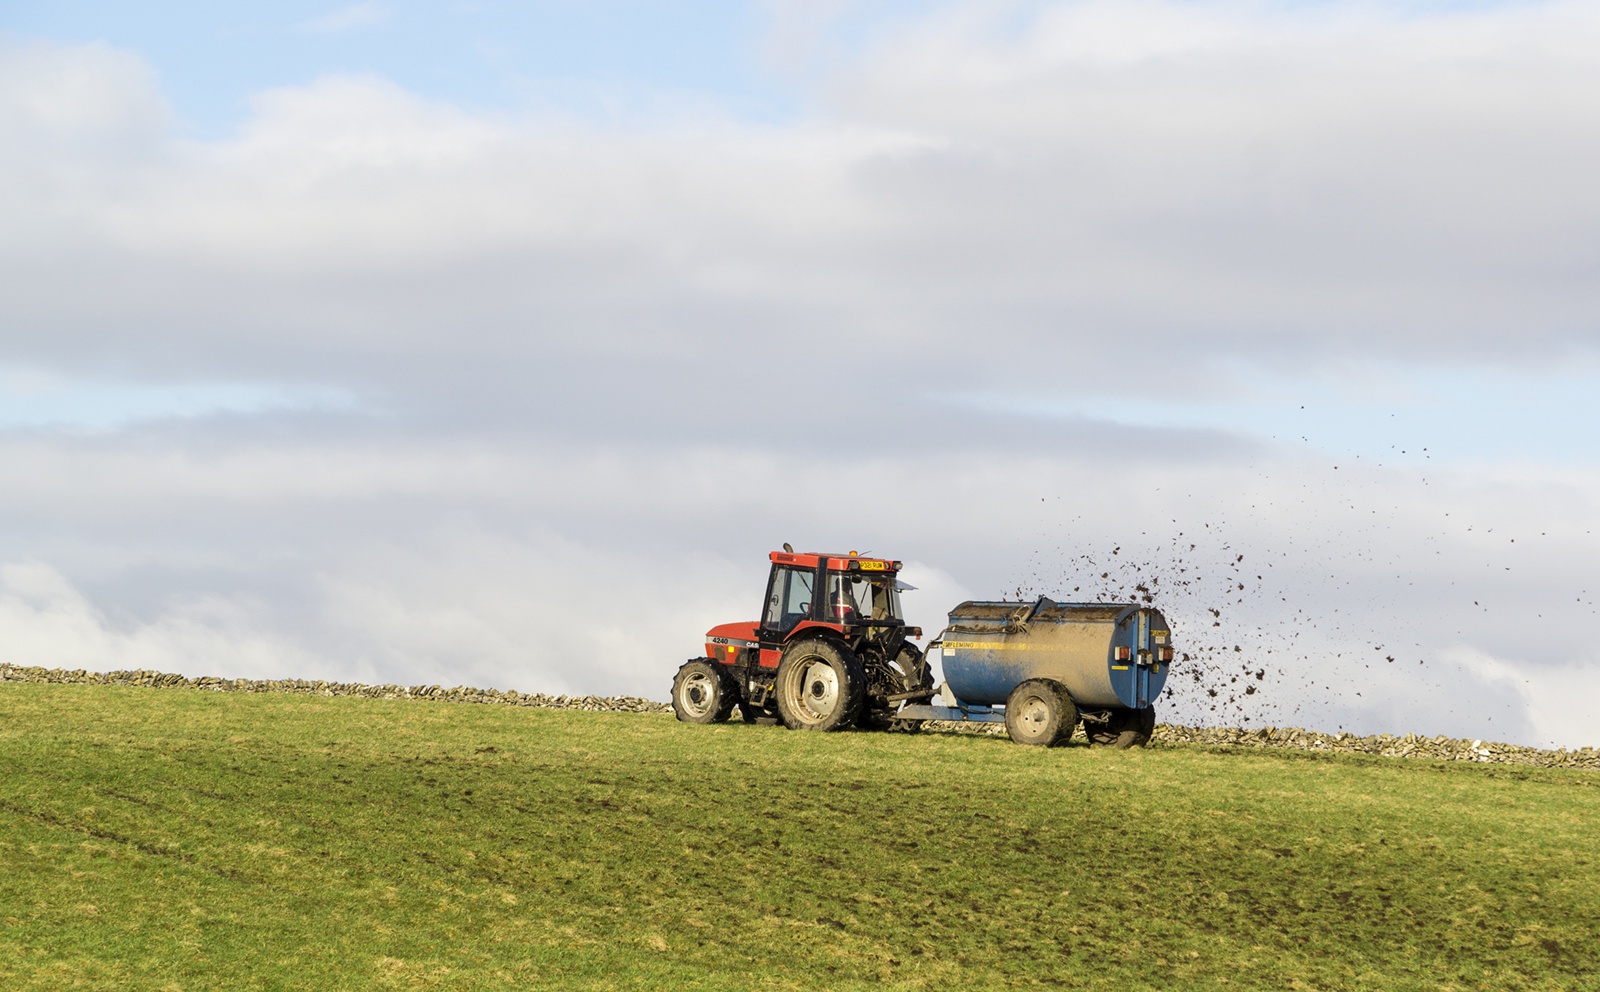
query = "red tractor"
xmin=671 ymin=547 xmax=935 ymax=731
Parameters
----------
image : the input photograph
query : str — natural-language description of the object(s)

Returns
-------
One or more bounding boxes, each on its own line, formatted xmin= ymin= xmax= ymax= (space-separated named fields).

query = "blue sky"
xmin=9 ymin=360 xmax=1586 ymax=463
xmin=0 ymin=369 xmax=355 ymax=430
xmin=4 ymin=1 xmax=904 ymax=132
xmin=951 ymin=359 xmax=1600 ymax=465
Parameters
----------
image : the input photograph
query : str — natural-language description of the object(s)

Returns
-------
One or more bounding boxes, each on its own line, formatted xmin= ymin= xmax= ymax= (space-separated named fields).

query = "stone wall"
xmin=1152 ymin=723 xmax=1600 ymax=770
xmin=4 ymin=663 xmax=1595 ymax=769
xmin=0 ymin=664 xmax=669 ymax=714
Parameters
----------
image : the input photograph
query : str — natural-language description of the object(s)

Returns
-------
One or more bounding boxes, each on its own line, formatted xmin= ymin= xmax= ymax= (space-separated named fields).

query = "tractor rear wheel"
xmin=1085 ymin=706 xmax=1157 ymax=748
xmin=1004 ymin=679 xmax=1077 ymax=747
xmin=775 ymin=639 xmax=865 ymax=732
xmin=671 ymin=659 xmax=735 ymax=724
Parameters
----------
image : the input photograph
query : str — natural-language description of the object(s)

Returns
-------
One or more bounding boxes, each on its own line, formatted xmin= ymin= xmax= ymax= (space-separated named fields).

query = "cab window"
xmin=763 ymin=565 xmax=816 ymax=632
xmin=825 ymin=573 xmax=902 ymax=622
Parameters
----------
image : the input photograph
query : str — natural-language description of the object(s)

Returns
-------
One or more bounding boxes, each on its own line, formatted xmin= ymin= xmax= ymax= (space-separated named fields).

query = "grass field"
xmin=1 ymin=684 xmax=1596 ymax=991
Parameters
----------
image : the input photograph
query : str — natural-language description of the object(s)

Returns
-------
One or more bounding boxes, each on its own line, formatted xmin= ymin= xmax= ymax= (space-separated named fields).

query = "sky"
xmin=2 ymin=0 xmax=1597 ymax=748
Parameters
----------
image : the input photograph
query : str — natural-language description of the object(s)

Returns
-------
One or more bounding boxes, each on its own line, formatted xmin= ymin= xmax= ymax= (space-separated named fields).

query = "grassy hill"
xmin=1 ymin=683 xmax=1596 ymax=991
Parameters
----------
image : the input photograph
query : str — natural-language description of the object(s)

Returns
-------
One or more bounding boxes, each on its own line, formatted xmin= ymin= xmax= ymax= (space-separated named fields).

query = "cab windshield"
xmin=824 ymin=572 xmax=902 ymax=623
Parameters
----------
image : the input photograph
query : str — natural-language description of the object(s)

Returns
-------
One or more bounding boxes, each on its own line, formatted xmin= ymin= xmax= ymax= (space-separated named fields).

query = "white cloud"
xmin=0 ymin=562 xmax=319 ymax=679
xmin=296 ymin=2 xmax=392 ymax=36
xmin=1447 ymin=645 xmax=1600 ymax=749
xmin=7 ymin=6 xmax=1600 ymax=381
xmin=0 ymin=38 xmax=169 ymax=141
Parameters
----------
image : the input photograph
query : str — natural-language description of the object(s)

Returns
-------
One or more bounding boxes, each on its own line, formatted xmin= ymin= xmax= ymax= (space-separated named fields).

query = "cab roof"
xmin=769 ymin=550 xmax=901 ymax=571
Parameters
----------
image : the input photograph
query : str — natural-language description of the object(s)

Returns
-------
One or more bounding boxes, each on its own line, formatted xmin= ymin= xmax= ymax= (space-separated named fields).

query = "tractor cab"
xmin=753 ymin=551 xmax=921 ymax=671
xmin=761 ymin=551 xmax=906 ymax=635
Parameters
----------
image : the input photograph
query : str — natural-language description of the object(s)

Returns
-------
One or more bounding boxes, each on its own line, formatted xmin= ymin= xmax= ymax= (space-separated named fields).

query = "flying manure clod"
xmin=670 ymin=547 xmax=1174 ymax=747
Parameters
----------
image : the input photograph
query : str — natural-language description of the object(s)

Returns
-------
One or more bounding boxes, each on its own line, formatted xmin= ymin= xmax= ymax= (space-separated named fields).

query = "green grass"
xmin=1 ymin=685 xmax=1596 ymax=991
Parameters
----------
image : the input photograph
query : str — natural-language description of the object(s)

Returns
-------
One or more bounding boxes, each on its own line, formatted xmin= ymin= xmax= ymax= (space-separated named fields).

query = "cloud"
xmin=8 ymin=5 xmax=1600 ymax=390
xmin=820 ymin=0 xmax=1600 ymax=363
xmin=296 ymin=2 xmax=392 ymax=36
xmin=1447 ymin=645 xmax=1600 ymax=749
xmin=0 ymin=562 xmax=320 ymax=679
xmin=0 ymin=38 xmax=169 ymax=142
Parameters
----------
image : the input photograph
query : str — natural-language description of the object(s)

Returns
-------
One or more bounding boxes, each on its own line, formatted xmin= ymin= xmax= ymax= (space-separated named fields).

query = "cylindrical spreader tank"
xmin=939 ymin=598 xmax=1172 ymax=709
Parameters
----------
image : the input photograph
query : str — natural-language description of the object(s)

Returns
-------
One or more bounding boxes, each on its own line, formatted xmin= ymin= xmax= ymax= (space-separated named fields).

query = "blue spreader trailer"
xmin=895 ymin=597 xmax=1174 ymax=747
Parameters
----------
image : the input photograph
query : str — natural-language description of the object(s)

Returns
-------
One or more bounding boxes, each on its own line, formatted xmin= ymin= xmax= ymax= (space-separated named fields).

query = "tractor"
xmin=671 ymin=547 xmax=934 ymax=731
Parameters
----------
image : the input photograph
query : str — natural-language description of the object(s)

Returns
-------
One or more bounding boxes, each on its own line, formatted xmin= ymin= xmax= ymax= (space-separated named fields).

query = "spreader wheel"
xmin=1004 ymin=679 xmax=1078 ymax=747
xmin=1085 ymin=706 xmax=1157 ymax=748
xmin=775 ymin=639 xmax=865 ymax=732
xmin=671 ymin=659 xmax=735 ymax=724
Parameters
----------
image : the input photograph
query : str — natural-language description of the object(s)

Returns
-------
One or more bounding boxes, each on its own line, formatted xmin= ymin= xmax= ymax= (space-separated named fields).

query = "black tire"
xmin=885 ymin=643 xmax=932 ymax=734
xmin=671 ymin=659 xmax=735 ymax=724
xmin=1085 ymin=706 xmax=1157 ymax=748
xmin=775 ymin=639 xmax=865 ymax=732
xmin=738 ymin=703 xmax=779 ymax=725
xmin=1004 ymin=679 xmax=1077 ymax=747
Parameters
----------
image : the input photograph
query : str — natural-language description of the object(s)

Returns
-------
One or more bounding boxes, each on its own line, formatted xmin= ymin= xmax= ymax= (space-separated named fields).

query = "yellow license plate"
xmin=858 ymin=561 xmax=887 ymax=570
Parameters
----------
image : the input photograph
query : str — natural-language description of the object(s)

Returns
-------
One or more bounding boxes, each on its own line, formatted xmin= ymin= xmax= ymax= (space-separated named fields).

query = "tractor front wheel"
xmin=671 ymin=659 xmax=735 ymax=724
xmin=775 ymin=640 xmax=865 ymax=732
xmin=1004 ymin=679 xmax=1077 ymax=747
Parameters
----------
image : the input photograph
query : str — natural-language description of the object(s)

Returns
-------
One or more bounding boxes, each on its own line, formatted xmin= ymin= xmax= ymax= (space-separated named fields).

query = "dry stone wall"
xmin=3 ymin=663 xmax=1594 ymax=770
xmin=1151 ymin=723 xmax=1600 ymax=770
xmin=0 ymin=664 xmax=669 ymax=715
